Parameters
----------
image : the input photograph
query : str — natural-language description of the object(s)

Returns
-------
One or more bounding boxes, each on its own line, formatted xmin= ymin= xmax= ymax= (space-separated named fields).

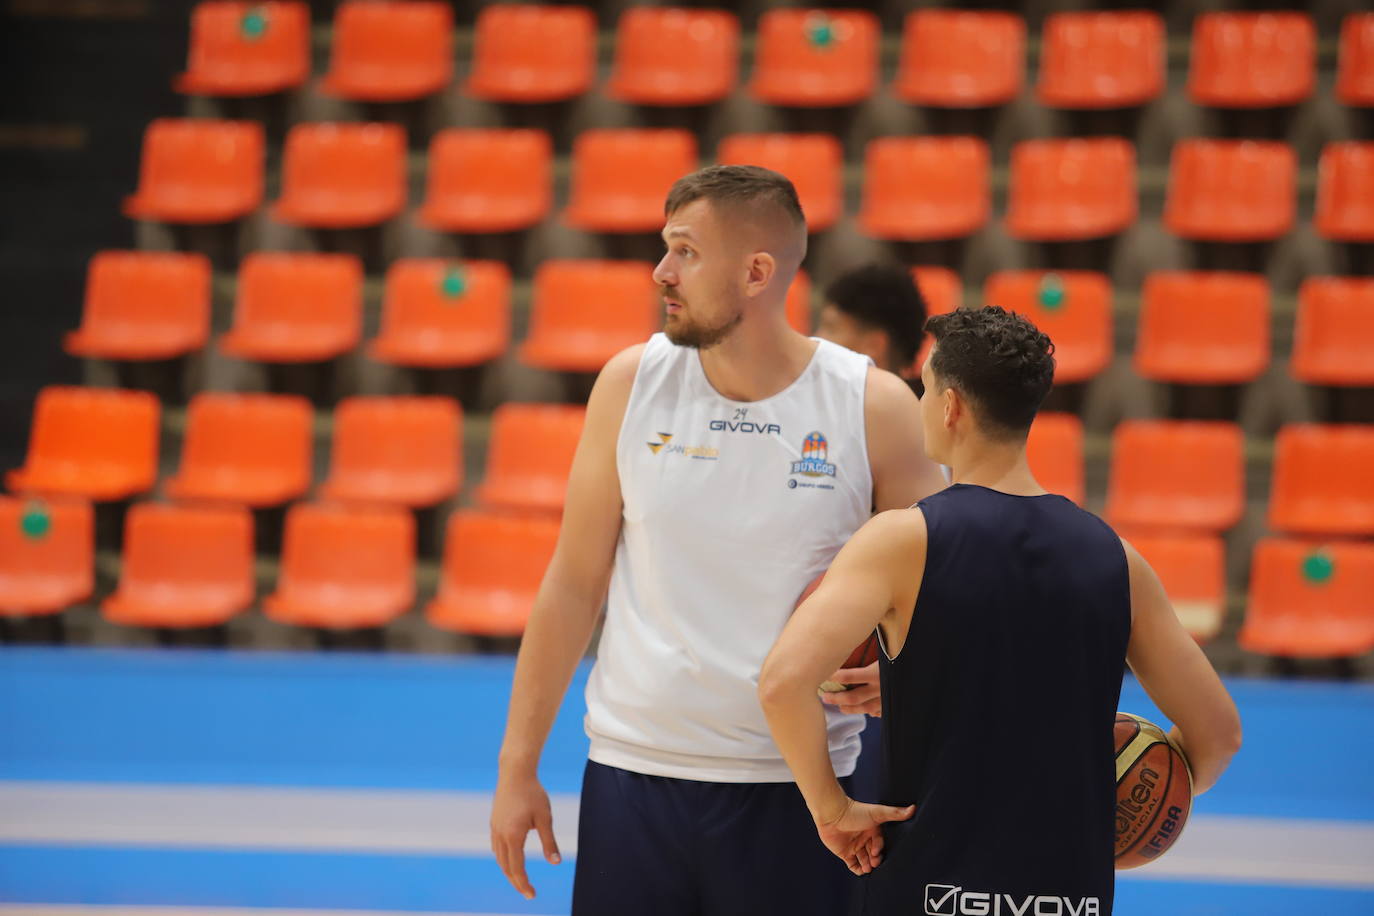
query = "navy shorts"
xmin=572 ymin=760 xmax=856 ymax=916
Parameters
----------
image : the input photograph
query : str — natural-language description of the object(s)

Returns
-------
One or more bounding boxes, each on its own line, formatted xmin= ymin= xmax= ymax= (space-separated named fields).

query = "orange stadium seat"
xmin=608 ymin=7 xmax=738 ymax=106
xmin=418 ymin=128 xmax=552 ymax=233
xmin=1165 ymin=140 xmax=1296 ymax=242
xmin=320 ymin=1 xmax=452 ymax=101
xmin=1241 ymin=538 xmax=1374 ymax=657
xmin=166 ymin=393 xmax=313 ymax=507
xmin=1037 ymin=11 xmax=1165 ymax=109
xmin=220 ymin=252 xmax=363 ymax=363
xmin=1337 ymin=14 xmax=1374 ymax=106
xmin=1316 ymin=142 xmax=1374 ymax=242
xmin=65 ymin=251 xmax=211 ymax=361
xmin=749 ymin=8 xmax=878 ymax=107
xmin=981 ymin=271 xmax=1112 ymax=383
xmin=564 ymin=129 xmax=698 ymax=233
xmin=717 ymin=133 xmax=842 ymax=232
xmin=475 ymin=403 xmax=585 ymax=514
xmin=520 ymin=260 xmax=659 ymax=373
xmin=1006 ymin=139 xmax=1136 ymax=241
xmin=1105 ymin=420 xmax=1245 ymax=534
xmin=320 ymin=396 xmax=462 ymax=508
xmin=176 ymin=1 xmax=310 ymax=96
xmin=123 ymin=119 xmax=263 ymax=224
xmin=368 ymin=259 xmax=510 ymax=368
xmin=1125 ymin=532 xmax=1226 ymax=642
xmin=102 ymin=503 xmax=254 ymax=628
xmin=1292 ymin=277 xmax=1374 ymax=386
xmin=0 ymin=497 xmax=93 ymax=617
xmin=7 ymin=387 xmax=159 ymax=502
xmin=426 ymin=509 xmax=561 ymax=636
xmin=1188 ymin=12 xmax=1315 ymax=108
xmin=272 ymin=122 xmax=406 ymax=228
xmin=892 ymin=10 xmax=1023 ymax=108
xmin=1270 ymin=424 xmax=1374 ymax=536
xmin=859 ymin=136 xmax=990 ymax=240
xmin=910 ymin=266 xmax=962 ymax=373
xmin=1026 ymin=412 xmax=1084 ymax=506
xmin=787 ymin=270 xmax=812 ymax=334
xmin=1135 ymin=272 xmax=1270 ymax=385
xmin=464 ymin=4 xmax=595 ymax=103
xmin=265 ymin=503 xmax=415 ymax=629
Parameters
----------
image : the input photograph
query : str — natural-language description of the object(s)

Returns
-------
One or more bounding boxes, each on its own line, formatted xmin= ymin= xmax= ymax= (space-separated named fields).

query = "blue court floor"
xmin=1 ymin=647 xmax=1371 ymax=915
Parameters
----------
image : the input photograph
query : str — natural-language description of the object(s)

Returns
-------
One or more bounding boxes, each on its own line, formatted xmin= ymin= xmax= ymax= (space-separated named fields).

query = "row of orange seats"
xmin=7 ymin=386 xmax=1374 ymax=539
xmin=0 ymin=495 xmax=557 ymax=636
xmin=2 ymin=493 xmax=1371 ymax=656
xmin=6 ymin=388 xmax=581 ymax=512
xmin=179 ymin=2 xmax=1374 ymax=111
xmin=125 ymin=121 xmax=1374 ymax=242
xmin=66 ymin=249 xmax=1374 ymax=388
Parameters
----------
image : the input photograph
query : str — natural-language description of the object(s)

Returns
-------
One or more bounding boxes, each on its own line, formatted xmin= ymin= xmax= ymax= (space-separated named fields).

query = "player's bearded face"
xmin=662 ymin=282 xmax=744 ymax=349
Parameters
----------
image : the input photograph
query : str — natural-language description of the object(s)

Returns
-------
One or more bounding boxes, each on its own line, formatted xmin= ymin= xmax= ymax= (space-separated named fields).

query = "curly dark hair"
xmin=824 ymin=263 xmax=928 ymax=370
xmin=664 ymin=164 xmax=805 ymax=228
xmin=923 ymin=306 xmax=1056 ymax=439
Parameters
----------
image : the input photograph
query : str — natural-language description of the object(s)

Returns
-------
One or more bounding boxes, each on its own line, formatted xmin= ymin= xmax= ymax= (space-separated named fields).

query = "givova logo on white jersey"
xmin=924 ymin=883 xmax=1100 ymax=916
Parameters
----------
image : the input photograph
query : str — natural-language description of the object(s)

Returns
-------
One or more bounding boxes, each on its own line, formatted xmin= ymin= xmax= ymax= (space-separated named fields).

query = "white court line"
xmin=1 ymin=782 xmax=1371 ymax=890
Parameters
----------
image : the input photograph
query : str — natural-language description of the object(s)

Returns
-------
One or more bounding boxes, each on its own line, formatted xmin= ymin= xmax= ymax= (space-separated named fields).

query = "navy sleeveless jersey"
xmin=858 ymin=484 xmax=1131 ymax=916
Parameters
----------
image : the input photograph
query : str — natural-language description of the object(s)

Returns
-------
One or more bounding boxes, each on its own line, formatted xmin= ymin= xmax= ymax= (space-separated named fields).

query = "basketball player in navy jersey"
xmin=812 ymin=263 xmax=931 ymax=804
xmin=760 ymin=307 xmax=1242 ymax=914
xmin=490 ymin=166 xmax=947 ymax=914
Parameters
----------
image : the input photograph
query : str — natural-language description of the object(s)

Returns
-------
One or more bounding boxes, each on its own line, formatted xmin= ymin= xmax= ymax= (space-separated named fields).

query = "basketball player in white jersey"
xmin=490 ymin=166 xmax=947 ymax=913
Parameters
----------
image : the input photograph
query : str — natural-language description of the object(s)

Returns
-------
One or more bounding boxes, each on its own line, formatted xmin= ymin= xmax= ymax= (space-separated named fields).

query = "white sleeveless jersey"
xmin=585 ymin=332 xmax=874 ymax=782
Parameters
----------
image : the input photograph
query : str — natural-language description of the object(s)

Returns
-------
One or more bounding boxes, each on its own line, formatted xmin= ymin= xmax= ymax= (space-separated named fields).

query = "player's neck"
xmin=697 ymin=316 xmax=816 ymax=403
xmin=948 ymin=443 xmax=1045 ymax=497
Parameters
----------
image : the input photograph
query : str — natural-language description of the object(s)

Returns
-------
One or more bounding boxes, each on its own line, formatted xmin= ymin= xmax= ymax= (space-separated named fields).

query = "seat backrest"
xmin=1292 ymin=277 xmax=1374 ymax=386
xmin=565 ymin=129 xmax=699 ymax=232
xmin=717 ymin=133 xmax=842 ymax=232
xmin=231 ymin=251 xmax=364 ymax=338
xmin=1188 ymin=12 xmax=1315 ymax=107
xmin=1038 ymin=11 xmax=1165 ymax=108
xmin=129 ymin=119 xmax=264 ymax=218
xmin=893 ymin=9 xmax=1023 ymax=107
xmin=981 ymin=271 xmax=1112 ymax=383
xmin=860 ymin=136 xmax=990 ymax=239
xmin=179 ymin=1 xmax=310 ymax=94
xmin=750 ymin=8 xmax=878 ymax=106
xmin=1106 ymin=420 xmax=1245 ymax=532
xmin=1135 ymin=271 xmax=1270 ymax=384
xmin=421 ymin=128 xmax=552 ymax=230
xmin=18 ymin=387 xmax=160 ymax=488
xmin=328 ymin=395 xmax=462 ymax=489
xmin=1243 ymin=538 xmax=1374 ymax=656
xmin=441 ymin=509 xmax=561 ymax=594
xmin=0 ymin=496 xmax=93 ymax=612
xmin=1270 ymin=424 xmax=1374 ymax=535
xmin=478 ymin=403 xmax=585 ymax=509
xmin=120 ymin=502 xmax=253 ymax=590
xmin=1316 ymin=142 xmax=1374 ymax=241
xmin=324 ymin=0 xmax=452 ymax=99
xmin=1164 ymin=139 xmax=1296 ymax=241
xmin=377 ymin=258 xmax=510 ymax=346
xmin=75 ymin=250 xmax=211 ymax=341
xmin=1337 ymin=13 xmax=1374 ymax=105
xmin=527 ymin=259 xmax=659 ymax=344
xmin=609 ymin=7 xmax=739 ymax=104
xmin=177 ymin=392 xmax=314 ymax=484
xmin=280 ymin=502 xmax=415 ymax=588
xmin=1127 ymin=531 xmax=1225 ymax=640
xmin=280 ymin=121 xmax=406 ymax=197
xmin=1006 ymin=138 xmax=1136 ymax=240
xmin=465 ymin=4 xmax=595 ymax=102
xmin=1026 ymin=412 xmax=1084 ymax=505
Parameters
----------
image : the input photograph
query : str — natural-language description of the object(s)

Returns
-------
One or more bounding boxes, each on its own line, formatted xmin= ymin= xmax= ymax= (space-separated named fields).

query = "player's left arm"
xmin=759 ymin=510 xmax=925 ymax=873
xmin=866 ymin=366 xmax=946 ymax=512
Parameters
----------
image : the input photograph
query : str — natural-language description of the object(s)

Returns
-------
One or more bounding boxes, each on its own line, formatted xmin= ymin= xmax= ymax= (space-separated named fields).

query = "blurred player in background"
xmin=813 ymin=262 xmax=932 ymax=804
xmin=489 ymin=166 xmax=946 ymax=915
xmin=760 ymin=306 xmax=1242 ymax=914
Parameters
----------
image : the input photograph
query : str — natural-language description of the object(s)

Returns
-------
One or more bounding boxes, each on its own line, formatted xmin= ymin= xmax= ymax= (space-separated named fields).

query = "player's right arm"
xmin=490 ymin=344 xmax=642 ymax=900
xmin=1121 ymin=539 xmax=1243 ymax=796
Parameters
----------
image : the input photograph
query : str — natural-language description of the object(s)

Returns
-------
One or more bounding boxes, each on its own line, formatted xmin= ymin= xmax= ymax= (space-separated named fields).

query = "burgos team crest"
xmin=788 ymin=431 xmax=837 ymax=489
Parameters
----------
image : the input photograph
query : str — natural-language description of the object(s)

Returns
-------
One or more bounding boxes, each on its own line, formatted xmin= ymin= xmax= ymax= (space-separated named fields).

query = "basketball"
xmin=1114 ymin=712 xmax=1193 ymax=869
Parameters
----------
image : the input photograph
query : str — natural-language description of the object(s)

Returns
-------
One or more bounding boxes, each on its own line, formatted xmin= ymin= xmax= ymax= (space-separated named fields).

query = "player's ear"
xmin=942 ymin=386 xmax=961 ymax=431
xmin=744 ymin=251 xmax=776 ymax=297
